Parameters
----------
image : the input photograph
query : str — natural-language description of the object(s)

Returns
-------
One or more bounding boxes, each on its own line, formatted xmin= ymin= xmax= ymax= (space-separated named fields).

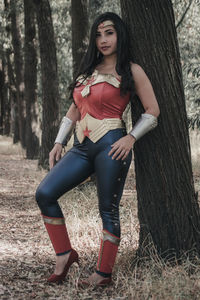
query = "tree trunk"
xmin=0 ymin=58 xmax=5 ymax=135
xmin=4 ymin=0 xmax=19 ymax=142
xmin=0 ymin=54 xmax=10 ymax=135
xmin=24 ymin=0 xmax=39 ymax=159
xmin=6 ymin=49 xmax=19 ymax=143
xmin=10 ymin=0 xmax=26 ymax=148
xmin=120 ymin=0 xmax=200 ymax=260
xmin=33 ymin=0 xmax=59 ymax=169
xmin=71 ymin=0 xmax=88 ymax=78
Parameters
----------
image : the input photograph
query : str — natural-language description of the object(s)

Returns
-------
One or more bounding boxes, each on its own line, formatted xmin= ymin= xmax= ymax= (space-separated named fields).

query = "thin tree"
xmin=120 ymin=0 xmax=200 ymax=260
xmin=4 ymin=0 xmax=19 ymax=142
xmin=0 ymin=54 xmax=10 ymax=135
xmin=6 ymin=49 xmax=19 ymax=143
xmin=10 ymin=0 xmax=26 ymax=148
xmin=24 ymin=0 xmax=39 ymax=159
xmin=71 ymin=0 xmax=88 ymax=78
xmin=33 ymin=0 xmax=59 ymax=169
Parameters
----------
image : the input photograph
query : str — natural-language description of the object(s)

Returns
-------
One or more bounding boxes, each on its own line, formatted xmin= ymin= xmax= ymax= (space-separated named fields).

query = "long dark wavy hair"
xmin=69 ymin=12 xmax=135 ymax=98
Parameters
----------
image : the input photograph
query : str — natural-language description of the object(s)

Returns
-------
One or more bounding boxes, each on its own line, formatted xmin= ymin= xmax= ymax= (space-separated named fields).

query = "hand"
xmin=108 ymin=134 xmax=136 ymax=160
xmin=49 ymin=143 xmax=63 ymax=169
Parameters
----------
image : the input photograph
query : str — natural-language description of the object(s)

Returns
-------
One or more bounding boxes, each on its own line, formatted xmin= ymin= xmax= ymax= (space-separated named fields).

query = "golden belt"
xmin=75 ymin=113 xmax=125 ymax=143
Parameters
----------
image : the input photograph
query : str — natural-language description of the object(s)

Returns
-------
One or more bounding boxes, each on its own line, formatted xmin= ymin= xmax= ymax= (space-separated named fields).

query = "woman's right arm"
xmin=65 ymin=102 xmax=81 ymax=122
xmin=49 ymin=103 xmax=80 ymax=169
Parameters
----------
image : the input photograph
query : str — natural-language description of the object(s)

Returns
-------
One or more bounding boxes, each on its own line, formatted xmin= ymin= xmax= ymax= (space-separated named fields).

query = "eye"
xmin=107 ymin=31 xmax=114 ymax=35
xmin=96 ymin=32 xmax=101 ymax=37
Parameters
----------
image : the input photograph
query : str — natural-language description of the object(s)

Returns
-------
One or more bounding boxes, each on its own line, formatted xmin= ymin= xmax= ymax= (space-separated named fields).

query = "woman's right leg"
xmin=35 ymin=148 xmax=94 ymax=279
xmin=36 ymin=149 xmax=94 ymax=218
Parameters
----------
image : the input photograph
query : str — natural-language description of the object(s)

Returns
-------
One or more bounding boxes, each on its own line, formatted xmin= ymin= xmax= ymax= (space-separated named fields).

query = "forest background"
xmin=0 ymin=0 xmax=200 ymax=299
xmin=0 ymin=0 xmax=199 ymax=165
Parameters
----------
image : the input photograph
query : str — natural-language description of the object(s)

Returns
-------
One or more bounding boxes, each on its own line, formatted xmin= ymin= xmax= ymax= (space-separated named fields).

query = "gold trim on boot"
xmin=43 ymin=216 xmax=65 ymax=225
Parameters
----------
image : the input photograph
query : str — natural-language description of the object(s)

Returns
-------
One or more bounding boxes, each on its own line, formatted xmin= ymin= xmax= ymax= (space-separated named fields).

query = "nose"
xmin=100 ymin=35 xmax=107 ymax=44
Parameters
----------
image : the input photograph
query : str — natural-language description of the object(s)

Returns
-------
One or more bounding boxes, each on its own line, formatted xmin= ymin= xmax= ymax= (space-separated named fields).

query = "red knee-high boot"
xmin=96 ymin=229 xmax=120 ymax=275
xmin=94 ymin=230 xmax=120 ymax=285
xmin=42 ymin=215 xmax=79 ymax=283
xmin=78 ymin=230 xmax=120 ymax=287
xmin=42 ymin=215 xmax=72 ymax=255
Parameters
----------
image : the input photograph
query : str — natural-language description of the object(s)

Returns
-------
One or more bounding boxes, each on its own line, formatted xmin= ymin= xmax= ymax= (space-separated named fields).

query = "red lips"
xmin=101 ymin=46 xmax=110 ymax=51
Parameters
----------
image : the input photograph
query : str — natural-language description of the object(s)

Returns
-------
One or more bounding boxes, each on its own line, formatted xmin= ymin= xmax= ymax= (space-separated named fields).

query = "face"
xmin=96 ymin=21 xmax=117 ymax=56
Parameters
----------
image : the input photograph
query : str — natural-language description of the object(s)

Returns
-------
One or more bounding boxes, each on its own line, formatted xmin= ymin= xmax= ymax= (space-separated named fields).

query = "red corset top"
xmin=73 ymin=70 xmax=130 ymax=120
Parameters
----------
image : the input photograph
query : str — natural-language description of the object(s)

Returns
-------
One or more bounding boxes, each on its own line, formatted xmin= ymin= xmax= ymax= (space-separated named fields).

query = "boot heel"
xmin=47 ymin=249 xmax=79 ymax=283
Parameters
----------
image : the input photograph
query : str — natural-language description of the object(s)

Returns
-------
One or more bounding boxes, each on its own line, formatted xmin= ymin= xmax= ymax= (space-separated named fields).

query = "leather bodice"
xmin=73 ymin=70 xmax=130 ymax=120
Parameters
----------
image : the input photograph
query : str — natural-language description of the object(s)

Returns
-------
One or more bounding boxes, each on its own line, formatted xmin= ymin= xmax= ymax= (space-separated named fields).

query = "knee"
xmin=35 ymin=185 xmax=52 ymax=209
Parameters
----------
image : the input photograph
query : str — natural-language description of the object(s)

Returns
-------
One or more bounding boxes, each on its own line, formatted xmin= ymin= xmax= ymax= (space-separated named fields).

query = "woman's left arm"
xmin=108 ymin=63 xmax=160 ymax=160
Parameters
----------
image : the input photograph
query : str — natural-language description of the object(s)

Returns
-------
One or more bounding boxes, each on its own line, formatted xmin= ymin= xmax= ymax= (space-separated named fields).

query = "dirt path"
xmin=0 ymin=137 xmax=51 ymax=299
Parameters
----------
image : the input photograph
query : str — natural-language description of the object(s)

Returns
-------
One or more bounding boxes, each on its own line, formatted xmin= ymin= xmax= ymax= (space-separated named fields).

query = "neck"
xmin=102 ymin=53 xmax=117 ymax=67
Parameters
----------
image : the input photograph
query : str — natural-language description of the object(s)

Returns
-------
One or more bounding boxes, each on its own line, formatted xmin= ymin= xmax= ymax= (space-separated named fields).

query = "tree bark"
xmin=33 ymin=0 xmax=59 ymax=169
xmin=121 ymin=0 xmax=200 ymax=260
xmin=4 ymin=0 xmax=19 ymax=141
xmin=71 ymin=0 xmax=88 ymax=78
xmin=24 ymin=0 xmax=39 ymax=159
xmin=10 ymin=0 xmax=26 ymax=148
xmin=0 ymin=54 xmax=10 ymax=135
xmin=0 ymin=58 xmax=5 ymax=135
xmin=6 ymin=49 xmax=19 ymax=143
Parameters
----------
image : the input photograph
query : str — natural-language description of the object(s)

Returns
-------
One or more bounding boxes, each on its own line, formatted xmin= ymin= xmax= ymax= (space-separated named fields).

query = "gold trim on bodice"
xmin=77 ymin=70 xmax=120 ymax=98
xmin=76 ymin=113 xmax=125 ymax=143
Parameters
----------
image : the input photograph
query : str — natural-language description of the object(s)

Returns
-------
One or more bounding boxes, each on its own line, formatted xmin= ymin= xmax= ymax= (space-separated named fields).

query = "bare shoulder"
xmin=130 ymin=63 xmax=146 ymax=79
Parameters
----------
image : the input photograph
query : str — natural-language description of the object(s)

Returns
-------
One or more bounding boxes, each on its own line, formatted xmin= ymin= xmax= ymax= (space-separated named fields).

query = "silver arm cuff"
xmin=54 ymin=116 xmax=75 ymax=145
xmin=129 ymin=113 xmax=158 ymax=141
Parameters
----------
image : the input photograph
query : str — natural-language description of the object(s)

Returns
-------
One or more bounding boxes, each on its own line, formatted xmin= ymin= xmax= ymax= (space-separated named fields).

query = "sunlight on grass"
xmin=0 ymin=135 xmax=25 ymax=157
xmin=189 ymin=129 xmax=200 ymax=174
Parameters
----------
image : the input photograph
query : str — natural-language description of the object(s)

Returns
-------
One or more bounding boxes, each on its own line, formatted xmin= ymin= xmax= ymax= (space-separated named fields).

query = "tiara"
xmin=97 ymin=20 xmax=114 ymax=30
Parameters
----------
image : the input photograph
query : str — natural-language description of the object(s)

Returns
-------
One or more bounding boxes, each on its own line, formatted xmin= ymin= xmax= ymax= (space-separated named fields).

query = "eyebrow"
xmin=96 ymin=28 xmax=115 ymax=34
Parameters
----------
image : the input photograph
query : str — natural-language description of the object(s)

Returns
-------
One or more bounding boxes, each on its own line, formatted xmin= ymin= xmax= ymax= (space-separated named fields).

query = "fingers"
xmin=108 ymin=135 xmax=135 ymax=161
xmin=49 ymin=145 xmax=62 ymax=169
xmin=108 ymin=144 xmax=118 ymax=158
xmin=115 ymin=149 xmax=129 ymax=160
xmin=121 ymin=150 xmax=129 ymax=160
xmin=108 ymin=144 xmax=130 ymax=160
xmin=49 ymin=155 xmax=54 ymax=169
xmin=56 ymin=152 xmax=61 ymax=162
xmin=112 ymin=147 xmax=124 ymax=160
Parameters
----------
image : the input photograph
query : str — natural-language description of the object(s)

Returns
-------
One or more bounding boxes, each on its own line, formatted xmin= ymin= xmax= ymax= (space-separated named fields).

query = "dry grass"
xmin=0 ymin=134 xmax=200 ymax=300
xmin=189 ymin=129 xmax=200 ymax=174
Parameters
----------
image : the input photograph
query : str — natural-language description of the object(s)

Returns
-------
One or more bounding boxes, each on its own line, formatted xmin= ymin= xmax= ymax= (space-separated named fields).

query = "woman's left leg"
xmin=94 ymin=145 xmax=132 ymax=279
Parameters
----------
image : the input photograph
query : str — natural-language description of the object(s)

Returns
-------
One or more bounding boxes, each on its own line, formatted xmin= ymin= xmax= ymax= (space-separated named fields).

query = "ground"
xmin=0 ymin=135 xmax=199 ymax=300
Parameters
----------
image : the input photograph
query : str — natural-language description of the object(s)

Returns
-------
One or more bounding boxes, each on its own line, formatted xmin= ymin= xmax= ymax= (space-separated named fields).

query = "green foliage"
xmin=49 ymin=0 xmax=72 ymax=115
xmin=0 ymin=0 xmax=199 ymax=127
xmin=173 ymin=0 xmax=200 ymax=129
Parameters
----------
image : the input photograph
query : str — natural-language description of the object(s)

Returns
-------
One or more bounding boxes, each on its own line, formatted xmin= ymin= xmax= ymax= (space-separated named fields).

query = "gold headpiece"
xmin=98 ymin=20 xmax=114 ymax=30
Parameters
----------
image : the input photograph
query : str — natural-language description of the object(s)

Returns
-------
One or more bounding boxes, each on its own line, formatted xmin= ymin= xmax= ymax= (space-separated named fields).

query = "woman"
xmin=36 ymin=12 xmax=160 ymax=286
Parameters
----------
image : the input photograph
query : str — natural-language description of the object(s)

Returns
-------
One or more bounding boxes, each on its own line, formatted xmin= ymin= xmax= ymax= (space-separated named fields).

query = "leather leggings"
xmin=36 ymin=128 xmax=132 ymax=237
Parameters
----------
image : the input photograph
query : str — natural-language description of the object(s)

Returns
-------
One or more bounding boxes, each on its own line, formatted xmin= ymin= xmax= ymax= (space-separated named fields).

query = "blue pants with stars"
xmin=35 ymin=129 xmax=132 ymax=237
